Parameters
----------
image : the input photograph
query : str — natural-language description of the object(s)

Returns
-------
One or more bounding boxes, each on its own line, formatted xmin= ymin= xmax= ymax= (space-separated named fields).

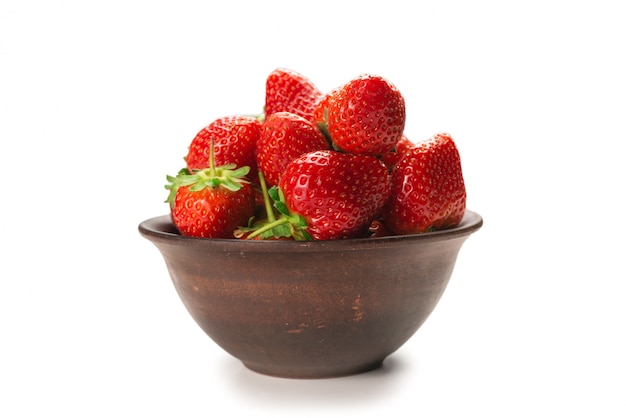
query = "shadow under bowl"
xmin=138 ymin=210 xmax=482 ymax=378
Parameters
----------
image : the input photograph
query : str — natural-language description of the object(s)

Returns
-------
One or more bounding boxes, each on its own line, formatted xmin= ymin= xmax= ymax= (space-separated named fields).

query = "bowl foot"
xmin=241 ymin=359 xmax=385 ymax=379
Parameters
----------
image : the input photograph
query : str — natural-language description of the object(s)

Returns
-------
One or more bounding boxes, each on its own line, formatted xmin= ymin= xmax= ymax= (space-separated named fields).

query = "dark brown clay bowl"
xmin=138 ymin=210 xmax=482 ymax=378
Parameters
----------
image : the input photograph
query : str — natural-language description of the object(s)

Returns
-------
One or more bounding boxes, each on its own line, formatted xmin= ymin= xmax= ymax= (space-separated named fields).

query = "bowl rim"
xmin=138 ymin=210 xmax=482 ymax=252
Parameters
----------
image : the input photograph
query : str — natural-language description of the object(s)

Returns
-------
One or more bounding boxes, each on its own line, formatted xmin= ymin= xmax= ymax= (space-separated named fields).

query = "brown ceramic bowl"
xmin=138 ymin=210 xmax=482 ymax=378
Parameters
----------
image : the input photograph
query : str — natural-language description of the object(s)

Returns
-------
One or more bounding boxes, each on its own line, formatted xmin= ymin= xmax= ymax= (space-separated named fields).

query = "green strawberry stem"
xmin=244 ymin=218 xmax=290 ymax=240
xmin=258 ymin=171 xmax=276 ymax=224
xmin=242 ymin=183 xmax=311 ymax=241
xmin=207 ymin=135 xmax=218 ymax=177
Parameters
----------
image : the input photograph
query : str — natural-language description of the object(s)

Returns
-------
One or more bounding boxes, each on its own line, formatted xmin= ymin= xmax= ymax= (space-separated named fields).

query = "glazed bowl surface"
xmin=138 ymin=210 xmax=482 ymax=378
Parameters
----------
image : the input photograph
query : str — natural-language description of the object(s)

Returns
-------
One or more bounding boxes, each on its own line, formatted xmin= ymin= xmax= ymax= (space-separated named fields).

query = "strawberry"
xmin=256 ymin=111 xmax=330 ymax=187
xmin=382 ymin=133 xmax=466 ymax=234
xmin=380 ymin=134 xmax=415 ymax=170
xmin=185 ymin=115 xmax=262 ymax=185
xmin=312 ymin=88 xmax=335 ymax=128
xmin=368 ymin=219 xmax=395 ymax=238
xmin=279 ymin=150 xmax=391 ymax=240
xmin=264 ymin=68 xmax=323 ymax=122
xmin=311 ymin=86 xmax=339 ymax=143
xmin=166 ymin=142 xmax=255 ymax=238
xmin=326 ymin=74 xmax=406 ymax=157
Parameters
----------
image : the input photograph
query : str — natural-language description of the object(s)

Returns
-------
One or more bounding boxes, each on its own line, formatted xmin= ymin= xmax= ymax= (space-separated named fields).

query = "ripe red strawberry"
xmin=279 ymin=150 xmax=391 ymax=240
xmin=265 ymin=68 xmax=323 ymax=122
xmin=311 ymin=86 xmax=339 ymax=143
xmin=311 ymin=88 xmax=337 ymax=129
xmin=380 ymin=134 xmax=415 ymax=170
xmin=382 ymin=133 xmax=466 ymax=234
xmin=368 ymin=219 xmax=395 ymax=238
xmin=186 ymin=115 xmax=262 ymax=184
xmin=166 ymin=145 xmax=255 ymax=238
xmin=256 ymin=111 xmax=330 ymax=187
xmin=326 ymin=74 xmax=406 ymax=156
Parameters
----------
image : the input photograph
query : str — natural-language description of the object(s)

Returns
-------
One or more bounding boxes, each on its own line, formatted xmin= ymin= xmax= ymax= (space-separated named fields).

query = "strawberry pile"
xmin=165 ymin=68 xmax=466 ymax=240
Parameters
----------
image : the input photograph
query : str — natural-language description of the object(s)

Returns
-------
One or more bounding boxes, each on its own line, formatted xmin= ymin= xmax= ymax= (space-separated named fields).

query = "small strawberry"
xmin=166 ymin=142 xmax=255 ymax=238
xmin=264 ymin=68 xmax=323 ymax=122
xmin=256 ymin=111 xmax=330 ymax=187
xmin=326 ymin=74 xmax=406 ymax=157
xmin=312 ymin=88 xmax=335 ymax=127
xmin=279 ymin=150 xmax=391 ymax=240
xmin=311 ymin=86 xmax=339 ymax=143
xmin=380 ymin=134 xmax=415 ymax=170
xmin=382 ymin=133 xmax=466 ymax=234
xmin=186 ymin=115 xmax=262 ymax=184
xmin=368 ymin=218 xmax=395 ymax=238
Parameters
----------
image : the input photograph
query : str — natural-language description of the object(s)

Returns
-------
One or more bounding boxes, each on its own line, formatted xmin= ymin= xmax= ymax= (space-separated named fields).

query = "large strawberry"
xmin=256 ymin=111 xmax=330 ymax=187
xmin=264 ymin=68 xmax=323 ymax=122
xmin=185 ymin=115 xmax=262 ymax=184
xmin=382 ymin=133 xmax=466 ymax=234
xmin=326 ymin=74 xmax=406 ymax=157
xmin=166 ymin=143 xmax=255 ymax=238
xmin=279 ymin=150 xmax=391 ymax=240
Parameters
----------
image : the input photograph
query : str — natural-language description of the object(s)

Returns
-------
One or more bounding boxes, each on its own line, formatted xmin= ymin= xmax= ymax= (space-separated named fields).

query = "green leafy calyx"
xmin=235 ymin=172 xmax=311 ymax=241
xmin=165 ymin=137 xmax=250 ymax=208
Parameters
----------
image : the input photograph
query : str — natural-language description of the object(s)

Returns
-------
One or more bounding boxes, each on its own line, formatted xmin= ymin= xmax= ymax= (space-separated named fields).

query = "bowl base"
xmin=241 ymin=359 xmax=385 ymax=379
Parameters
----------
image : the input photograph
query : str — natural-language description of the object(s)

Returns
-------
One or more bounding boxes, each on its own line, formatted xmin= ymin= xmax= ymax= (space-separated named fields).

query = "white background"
xmin=2 ymin=0 xmax=625 ymax=416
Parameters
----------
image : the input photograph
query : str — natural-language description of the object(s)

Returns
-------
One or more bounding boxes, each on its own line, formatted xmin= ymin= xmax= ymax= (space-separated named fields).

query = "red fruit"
xmin=186 ymin=115 xmax=262 ymax=184
xmin=311 ymin=87 xmax=339 ymax=144
xmin=256 ymin=111 xmax=330 ymax=187
xmin=279 ymin=150 xmax=391 ymax=240
xmin=169 ymin=181 xmax=255 ymax=238
xmin=382 ymin=133 xmax=466 ymax=234
xmin=312 ymin=87 xmax=338 ymax=126
xmin=327 ymin=74 xmax=406 ymax=156
xmin=265 ymin=68 xmax=323 ymax=122
xmin=166 ymin=150 xmax=256 ymax=238
xmin=368 ymin=219 xmax=395 ymax=238
xmin=380 ymin=134 xmax=415 ymax=170
xmin=311 ymin=88 xmax=335 ymax=128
